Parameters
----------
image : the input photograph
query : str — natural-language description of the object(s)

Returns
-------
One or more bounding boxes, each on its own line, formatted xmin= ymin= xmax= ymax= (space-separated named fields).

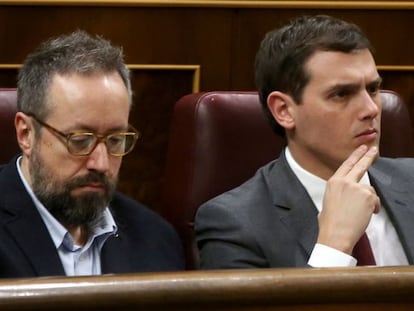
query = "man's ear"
xmin=15 ymin=112 xmax=35 ymax=156
xmin=267 ymin=91 xmax=295 ymax=131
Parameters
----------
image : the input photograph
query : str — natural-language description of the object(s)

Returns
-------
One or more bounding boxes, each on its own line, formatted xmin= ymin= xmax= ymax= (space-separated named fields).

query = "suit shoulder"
xmin=110 ymin=192 xmax=172 ymax=228
xmin=108 ymin=192 xmax=185 ymax=270
xmin=374 ymin=157 xmax=414 ymax=177
xmin=196 ymin=160 xmax=277 ymax=218
xmin=110 ymin=192 xmax=183 ymax=251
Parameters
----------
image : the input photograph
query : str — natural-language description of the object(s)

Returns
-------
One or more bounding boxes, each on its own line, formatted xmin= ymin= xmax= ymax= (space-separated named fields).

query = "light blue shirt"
xmin=16 ymin=156 xmax=118 ymax=276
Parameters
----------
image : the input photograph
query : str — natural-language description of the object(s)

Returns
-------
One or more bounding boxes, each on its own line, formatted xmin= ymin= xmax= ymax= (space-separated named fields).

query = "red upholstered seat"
xmin=0 ymin=88 xmax=19 ymax=164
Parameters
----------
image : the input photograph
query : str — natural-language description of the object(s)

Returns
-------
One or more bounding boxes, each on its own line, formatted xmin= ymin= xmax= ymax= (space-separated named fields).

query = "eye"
xmin=333 ymin=90 xmax=349 ymax=99
xmin=107 ymin=134 xmax=125 ymax=147
xmin=68 ymin=134 xmax=95 ymax=151
xmin=367 ymin=85 xmax=380 ymax=97
xmin=329 ymin=88 xmax=352 ymax=102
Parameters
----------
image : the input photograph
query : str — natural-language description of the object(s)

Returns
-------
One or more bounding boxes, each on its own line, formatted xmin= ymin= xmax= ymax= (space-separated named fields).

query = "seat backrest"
xmin=0 ymin=88 xmax=19 ymax=164
xmin=162 ymin=90 xmax=414 ymax=269
xmin=380 ymin=90 xmax=414 ymax=157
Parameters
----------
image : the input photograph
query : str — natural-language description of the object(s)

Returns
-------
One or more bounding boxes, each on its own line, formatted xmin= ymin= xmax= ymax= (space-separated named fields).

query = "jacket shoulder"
xmin=110 ymin=192 xmax=175 ymax=231
xmin=373 ymin=157 xmax=414 ymax=180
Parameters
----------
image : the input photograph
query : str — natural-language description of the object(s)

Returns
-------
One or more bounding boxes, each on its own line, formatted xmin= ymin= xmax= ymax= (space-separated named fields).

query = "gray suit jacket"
xmin=195 ymin=152 xmax=414 ymax=269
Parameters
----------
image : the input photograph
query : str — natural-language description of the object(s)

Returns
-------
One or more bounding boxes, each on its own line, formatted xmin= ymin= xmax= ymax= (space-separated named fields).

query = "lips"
xmin=357 ymin=128 xmax=377 ymax=137
xmin=355 ymin=128 xmax=378 ymax=143
xmin=80 ymin=183 xmax=105 ymax=191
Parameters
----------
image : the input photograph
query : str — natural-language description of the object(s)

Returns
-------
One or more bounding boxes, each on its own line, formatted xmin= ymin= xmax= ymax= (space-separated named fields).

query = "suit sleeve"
xmin=195 ymin=199 xmax=269 ymax=269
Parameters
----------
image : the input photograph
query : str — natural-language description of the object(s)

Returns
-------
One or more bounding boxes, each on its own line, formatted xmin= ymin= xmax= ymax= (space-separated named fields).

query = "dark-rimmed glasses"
xmin=27 ymin=113 xmax=140 ymax=157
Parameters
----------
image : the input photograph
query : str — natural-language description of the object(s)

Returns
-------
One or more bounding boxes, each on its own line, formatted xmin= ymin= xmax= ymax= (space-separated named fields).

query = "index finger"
xmin=333 ymin=145 xmax=378 ymax=182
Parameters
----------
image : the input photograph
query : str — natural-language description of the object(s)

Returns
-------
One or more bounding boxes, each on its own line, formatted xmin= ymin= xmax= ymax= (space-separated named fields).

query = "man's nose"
xmin=86 ymin=141 xmax=110 ymax=172
xmin=360 ymin=91 xmax=380 ymax=120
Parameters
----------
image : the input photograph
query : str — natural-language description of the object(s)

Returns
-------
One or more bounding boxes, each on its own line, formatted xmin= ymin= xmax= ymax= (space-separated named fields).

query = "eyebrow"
xmin=65 ymin=124 xmax=130 ymax=134
xmin=367 ymin=77 xmax=383 ymax=89
xmin=325 ymin=76 xmax=383 ymax=96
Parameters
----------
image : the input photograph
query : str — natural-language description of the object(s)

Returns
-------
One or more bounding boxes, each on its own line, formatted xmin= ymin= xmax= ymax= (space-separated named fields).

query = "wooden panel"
xmin=0 ymin=266 xmax=414 ymax=310
xmin=0 ymin=6 xmax=233 ymax=90
xmin=120 ymin=67 xmax=196 ymax=213
xmin=230 ymin=9 xmax=414 ymax=93
xmin=0 ymin=68 xmax=17 ymax=87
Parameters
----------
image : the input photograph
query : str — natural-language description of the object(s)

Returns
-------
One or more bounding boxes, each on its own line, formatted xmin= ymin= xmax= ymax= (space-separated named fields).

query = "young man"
xmin=0 ymin=31 xmax=184 ymax=277
xmin=195 ymin=15 xmax=414 ymax=268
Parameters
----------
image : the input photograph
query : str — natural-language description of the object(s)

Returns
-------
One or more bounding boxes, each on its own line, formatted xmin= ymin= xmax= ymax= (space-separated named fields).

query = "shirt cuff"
xmin=308 ymin=243 xmax=357 ymax=267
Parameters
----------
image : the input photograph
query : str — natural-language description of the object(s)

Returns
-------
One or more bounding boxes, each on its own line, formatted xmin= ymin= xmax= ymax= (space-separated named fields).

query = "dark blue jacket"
xmin=0 ymin=157 xmax=185 ymax=278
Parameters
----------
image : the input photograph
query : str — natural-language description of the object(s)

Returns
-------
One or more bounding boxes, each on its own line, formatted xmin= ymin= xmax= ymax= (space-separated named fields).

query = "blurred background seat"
xmin=0 ymin=88 xmax=19 ymax=164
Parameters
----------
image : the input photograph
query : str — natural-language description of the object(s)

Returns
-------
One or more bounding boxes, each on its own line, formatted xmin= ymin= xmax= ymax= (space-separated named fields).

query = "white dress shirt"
xmin=285 ymin=148 xmax=408 ymax=267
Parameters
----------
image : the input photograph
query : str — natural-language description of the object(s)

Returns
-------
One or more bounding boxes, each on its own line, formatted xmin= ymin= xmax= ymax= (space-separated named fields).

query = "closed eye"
xmin=107 ymin=135 xmax=125 ymax=147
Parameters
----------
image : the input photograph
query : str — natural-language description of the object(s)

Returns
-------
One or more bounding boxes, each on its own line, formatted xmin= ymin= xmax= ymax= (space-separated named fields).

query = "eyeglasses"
xmin=28 ymin=114 xmax=140 ymax=157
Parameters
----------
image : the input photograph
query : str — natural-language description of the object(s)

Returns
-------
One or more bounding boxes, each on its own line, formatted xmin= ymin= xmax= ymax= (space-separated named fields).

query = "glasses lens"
xmin=68 ymin=134 xmax=97 ymax=155
xmin=106 ymin=133 xmax=138 ymax=156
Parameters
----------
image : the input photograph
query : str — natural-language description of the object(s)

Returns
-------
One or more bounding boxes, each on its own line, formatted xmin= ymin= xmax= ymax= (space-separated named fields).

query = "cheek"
xmin=295 ymin=109 xmax=329 ymax=137
xmin=42 ymin=146 xmax=90 ymax=179
xmin=109 ymin=158 xmax=123 ymax=174
xmin=297 ymin=110 xmax=348 ymax=148
xmin=52 ymin=157 xmax=84 ymax=181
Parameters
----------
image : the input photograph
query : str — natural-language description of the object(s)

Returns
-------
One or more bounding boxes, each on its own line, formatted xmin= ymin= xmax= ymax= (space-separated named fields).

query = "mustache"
xmin=67 ymin=172 xmax=113 ymax=190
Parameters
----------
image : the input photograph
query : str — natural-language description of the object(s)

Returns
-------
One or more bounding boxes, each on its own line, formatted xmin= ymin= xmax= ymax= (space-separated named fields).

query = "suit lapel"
xmin=369 ymin=164 xmax=414 ymax=264
xmin=266 ymin=152 xmax=319 ymax=260
xmin=1 ymin=160 xmax=65 ymax=276
xmin=100 ymin=208 xmax=134 ymax=273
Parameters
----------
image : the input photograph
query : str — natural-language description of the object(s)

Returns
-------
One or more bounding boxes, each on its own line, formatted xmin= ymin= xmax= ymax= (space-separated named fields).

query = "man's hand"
xmin=317 ymin=145 xmax=380 ymax=254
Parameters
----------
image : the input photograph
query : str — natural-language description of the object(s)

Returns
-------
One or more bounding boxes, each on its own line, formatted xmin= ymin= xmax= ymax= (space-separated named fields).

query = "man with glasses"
xmin=0 ymin=31 xmax=184 ymax=278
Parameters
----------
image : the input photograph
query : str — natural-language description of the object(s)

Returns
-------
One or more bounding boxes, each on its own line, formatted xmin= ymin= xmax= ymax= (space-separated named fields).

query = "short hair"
xmin=255 ymin=15 xmax=374 ymax=137
xmin=17 ymin=30 xmax=132 ymax=120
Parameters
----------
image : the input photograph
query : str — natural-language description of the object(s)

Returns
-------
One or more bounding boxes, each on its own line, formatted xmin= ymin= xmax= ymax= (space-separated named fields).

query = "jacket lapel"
xmin=1 ymin=160 xmax=65 ymax=276
xmin=266 ymin=152 xmax=319 ymax=261
xmin=100 ymin=208 xmax=134 ymax=273
xmin=369 ymin=164 xmax=414 ymax=264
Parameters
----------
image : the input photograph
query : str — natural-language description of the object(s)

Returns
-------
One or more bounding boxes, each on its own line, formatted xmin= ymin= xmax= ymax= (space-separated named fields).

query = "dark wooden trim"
xmin=1 ymin=0 xmax=414 ymax=9
xmin=0 ymin=64 xmax=200 ymax=93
